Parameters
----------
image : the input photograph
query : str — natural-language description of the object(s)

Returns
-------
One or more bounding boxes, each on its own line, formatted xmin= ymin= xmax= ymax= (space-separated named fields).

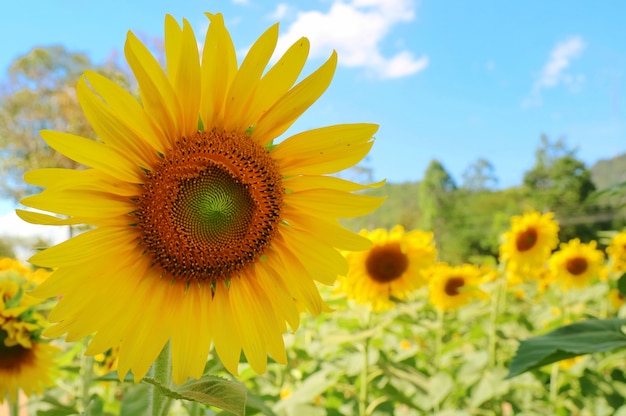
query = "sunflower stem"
xmin=435 ymin=308 xmax=444 ymax=371
xmin=359 ymin=309 xmax=372 ymax=416
xmin=150 ymin=341 xmax=173 ymax=416
xmin=8 ymin=393 xmax=18 ymax=416
xmin=488 ymin=277 xmax=504 ymax=369
xmin=80 ymin=352 xmax=94 ymax=411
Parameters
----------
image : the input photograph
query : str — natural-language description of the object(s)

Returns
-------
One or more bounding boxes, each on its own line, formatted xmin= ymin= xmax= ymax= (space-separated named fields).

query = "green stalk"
xmin=488 ymin=278 xmax=504 ymax=369
xmin=359 ymin=309 xmax=372 ymax=416
xmin=8 ymin=393 xmax=18 ymax=416
xmin=81 ymin=353 xmax=94 ymax=411
xmin=435 ymin=308 xmax=444 ymax=371
xmin=149 ymin=341 xmax=173 ymax=416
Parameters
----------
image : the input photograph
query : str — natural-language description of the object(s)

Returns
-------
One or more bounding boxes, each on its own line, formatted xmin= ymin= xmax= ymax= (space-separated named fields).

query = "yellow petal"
xmin=285 ymin=189 xmax=385 ymax=218
xmin=200 ymin=13 xmax=237 ymax=129
xmin=40 ymin=130 xmax=141 ymax=183
xmin=165 ymin=16 xmax=201 ymax=137
xmin=24 ymin=168 xmax=139 ymax=196
xmin=244 ymin=37 xmax=310 ymax=132
xmin=283 ymin=175 xmax=385 ymax=192
xmin=77 ymin=77 xmax=157 ymax=169
xmin=212 ymin=282 xmax=242 ymax=375
xmin=84 ymin=70 xmax=167 ymax=153
xmin=252 ymin=51 xmax=337 ymax=144
xmin=21 ymin=189 xmax=135 ymax=219
xmin=283 ymin=206 xmax=372 ymax=251
xmin=272 ymin=123 xmax=377 ymax=175
xmin=125 ymin=30 xmax=181 ymax=142
xmin=223 ymin=23 xmax=278 ymax=132
xmin=29 ymin=226 xmax=137 ymax=268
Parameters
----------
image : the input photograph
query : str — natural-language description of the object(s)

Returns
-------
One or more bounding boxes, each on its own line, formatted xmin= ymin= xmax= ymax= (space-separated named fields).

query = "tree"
xmin=462 ymin=158 xmax=498 ymax=191
xmin=523 ymin=135 xmax=603 ymax=241
xmin=0 ymin=46 xmax=130 ymax=201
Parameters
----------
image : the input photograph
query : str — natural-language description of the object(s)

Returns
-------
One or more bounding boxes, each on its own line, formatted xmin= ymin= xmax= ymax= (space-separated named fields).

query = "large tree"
xmin=0 ymin=46 xmax=130 ymax=201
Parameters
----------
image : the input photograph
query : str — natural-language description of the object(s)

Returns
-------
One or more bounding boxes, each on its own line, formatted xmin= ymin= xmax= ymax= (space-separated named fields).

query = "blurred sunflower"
xmin=499 ymin=211 xmax=559 ymax=277
xmin=608 ymin=288 xmax=625 ymax=311
xmin=340 ymin=226 xmax=437 ymax=311
xmin=0 ymin=261 xmax=57 ymax=404
xmin=548 ymin=239 xmax=605 ymax=289
xmin=427 ymin=263 xmax=487 ymax=311
xmin=606 ymin=231 xmax=626 ymax=274
xmin=18 ymin=13 xmax=383 ymax=383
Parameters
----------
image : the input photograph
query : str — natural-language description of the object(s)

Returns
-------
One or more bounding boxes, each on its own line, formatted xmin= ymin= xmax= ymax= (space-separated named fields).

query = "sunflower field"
xmin=3 ymin=216 xmax=626 ymax=416
xmin=2 ymin=10 xmax=626 ymax=416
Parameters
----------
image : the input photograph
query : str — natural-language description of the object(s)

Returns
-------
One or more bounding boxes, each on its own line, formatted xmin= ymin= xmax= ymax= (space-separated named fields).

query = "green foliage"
xmin=143 ymin=376 xmax=248 ymax=416
xmin=507 ymin=319 xmax=626 ymax=379
xmin=0 ymin=46 xmax=131 ymax=200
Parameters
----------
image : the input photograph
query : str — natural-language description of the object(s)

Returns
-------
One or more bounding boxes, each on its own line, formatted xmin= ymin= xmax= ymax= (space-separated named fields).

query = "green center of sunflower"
xmin=516 ymin=228 xmax=538 ymax=252
xmin=135 ymin=130 xmax=283 ymax=282
xmin=444 ymin=276 xmax=465 ymax=296
xmin=566 ymin=256 xmax=588 ymax=276
xmin=365 ymin=243 xmax=409 ymax=283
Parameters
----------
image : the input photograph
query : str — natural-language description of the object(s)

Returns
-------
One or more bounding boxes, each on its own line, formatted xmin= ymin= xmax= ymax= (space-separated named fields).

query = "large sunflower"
xmin=499 ymin=211 xmax=559 ymax=276
xmin=1 ymin=262 xmax=58 ymax=404
xmin=340 ymin=226 xmax=437 ymax=311
xmin=548 ymin=239 xmax=605 ymax=289
xmin=18 ymin=13 xmax=383 ymax=383
xmin=427 ymin=263 xmax=486 ymax=312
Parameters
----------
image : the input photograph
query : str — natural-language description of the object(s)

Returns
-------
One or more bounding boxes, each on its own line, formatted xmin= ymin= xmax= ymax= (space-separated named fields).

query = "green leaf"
xmin=617 ymin=273 xmax=626 ymax=297
xmin=143 ymin=375 xmax=247 ymax=416
xmin=507 ymin=318 xmax=626 ymax=379
xmin=120 ymin=384 xmax=150 ymax=416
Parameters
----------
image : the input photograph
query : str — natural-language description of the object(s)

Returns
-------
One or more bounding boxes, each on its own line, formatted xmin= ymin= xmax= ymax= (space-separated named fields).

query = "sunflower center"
xmin=516 ymin=228 xmax=538 ymax=252
xmin=365 ymin=243 xmax=409 ymax=283
xmin=0 ymin=337 xmax=33 ymax=370
xmin=444 ymin=276 xmax=465 ymax=296
xmin=135 ymin=130 xmax=283 ymax=282
xmin=566 ymin=256 xmax=588 ymax=276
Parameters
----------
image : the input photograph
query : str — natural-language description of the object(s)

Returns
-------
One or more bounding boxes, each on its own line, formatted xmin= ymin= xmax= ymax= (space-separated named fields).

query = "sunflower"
xmin=606 ymin=231 xmax=626 ymax=274
xmin=18 ymin=13 xmax=382 ymax=383
xmin=340 ymin=226 xmax=437 ymax=311
xmin=548 ymin=239 xmax=605 ymax=289
xmin=427 ymin=263 xmax=487 ymax=311
xmin=1 ymin=263 xmax=58 ymax=404
xmin=499 ymin=211 xmax=559 ymax=277
xmin=608 ymin=288 xmax=625 ymax=311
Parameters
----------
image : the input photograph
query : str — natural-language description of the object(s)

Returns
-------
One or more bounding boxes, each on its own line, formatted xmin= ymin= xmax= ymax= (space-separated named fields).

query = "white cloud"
xmin=273 ymin=0 xmax=427 ymax=79
xmin=523 ymin=36 xmax=586 ymax=107
xmin=268 ymin=3 xmax=291 ymax=21
xmin=0 ymin=210 xmax=68 ymax=261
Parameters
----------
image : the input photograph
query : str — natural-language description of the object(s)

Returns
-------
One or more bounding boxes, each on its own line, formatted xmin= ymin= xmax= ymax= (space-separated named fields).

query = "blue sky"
xmin=0 ymin=0 xmax=624 ymax=198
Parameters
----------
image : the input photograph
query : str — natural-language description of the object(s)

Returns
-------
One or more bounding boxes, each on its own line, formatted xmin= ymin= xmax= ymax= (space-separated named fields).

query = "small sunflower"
xmin=548 ymin=239 xmax=605 ymax=289
xmin=19 ymin=13 xmax=382 ymax=383
xmin=427 ymin=263 xmax=486 ymax=311
xmin=0 ymin=262 xmax=58 ymax=404
xmin=606 ymin=231 xmax=626 ymax=274
xmin=608 ymin=288 xmax=625 ymax=311
xmin=499 ymin=211 xmax=559 ymax=276
xmin=340 ymin=226 xmax=437 ymax=311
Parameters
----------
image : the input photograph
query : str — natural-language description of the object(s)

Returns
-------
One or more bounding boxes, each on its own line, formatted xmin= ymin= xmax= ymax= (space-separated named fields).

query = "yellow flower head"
xmin=427 ymin=263 xmax=487 ymax=311
xmin=340 ymin=226 xmax=437 ymax=311
xmin=607 ymin=231 xmax=626 ymax=273
xmin=19 ymin=13 xmax=383 ymax=383
xmin=608 ymin=288 xmax=625 ymax=311
xmin=499 ymin=211 xmax=559 ymax=276
xmin=548 ymin=239 xmax=605 ymax=289
xmin=0 ymin=261 xmax=58 ymax=404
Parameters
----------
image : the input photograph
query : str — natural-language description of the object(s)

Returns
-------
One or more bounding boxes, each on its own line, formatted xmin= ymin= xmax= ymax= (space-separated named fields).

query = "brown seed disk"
xmin=365 ymin=243 xmax=409 ymax=283
xmin=134 ymin=130 xmax=283 ymax=282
